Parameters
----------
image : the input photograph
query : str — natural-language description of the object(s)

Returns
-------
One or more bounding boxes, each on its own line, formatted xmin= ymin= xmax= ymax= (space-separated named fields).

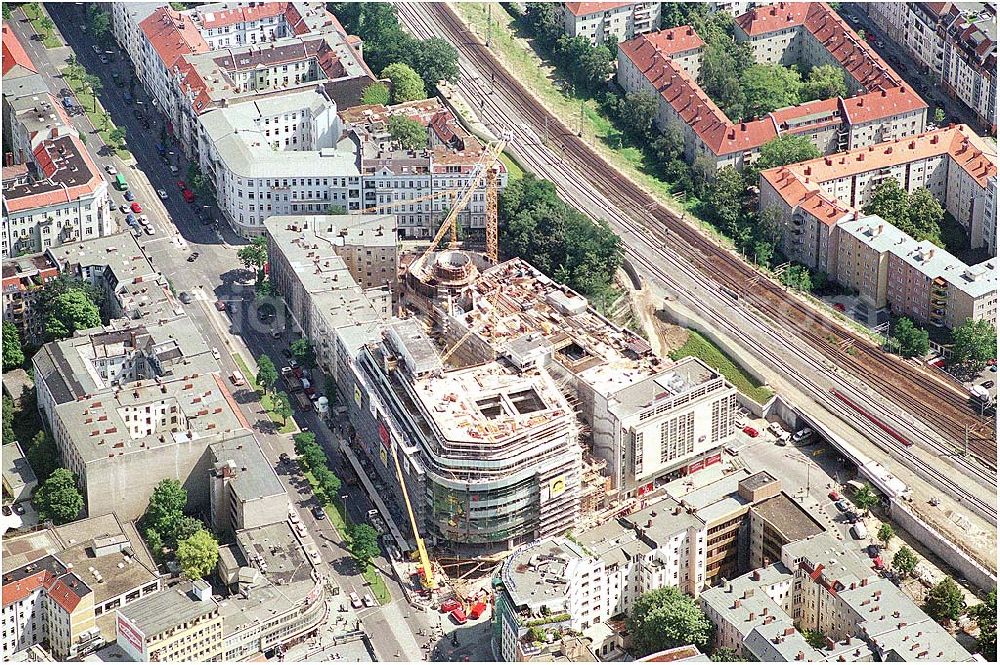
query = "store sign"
xmin=354 ymin=385 xmax=362 ymax=408
xmin=379 ymin=444 xmax=388 ymax=467
xmin=549 ymin=476 xmax=566 ymax=497
xmin=637 ymin=482 xmax=654 ymax=497
xmin=117 ymin=614 xmax=144 ymax=654
xmin=378 ymin=422 xmax=390 ymax=446
xmin=705 ymin=453 xmax=722 ymax=467
xmin=688 ymin=459 xmax=705 ymax=474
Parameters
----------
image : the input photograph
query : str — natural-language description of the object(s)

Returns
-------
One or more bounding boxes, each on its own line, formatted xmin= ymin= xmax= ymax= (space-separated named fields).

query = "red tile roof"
xmin=2 ymin=22 xmax=35 ymax=76
xmin=139 ymin=7 xmax=209 ymax=71
xmin=46 ymin=576 xmax=85 ymax=614
xmin=2 ymin=569 xmax=51 ymax=606
xmin=199 ymin=2 xmax=287 ymax=29
xmin=564 ymin=2 xmax=634 ymax=17
xmin=761 ymin=125 xmax=997 ymax=220
xmin=735 ymin=2 xmax=811 ymax=36
xmin=641 ymin=26 xmax=705 ymax=55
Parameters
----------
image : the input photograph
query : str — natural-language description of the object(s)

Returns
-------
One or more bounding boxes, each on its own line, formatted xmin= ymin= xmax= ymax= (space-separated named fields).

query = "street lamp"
xmin=341 ymin=494 xmax=349 ymax=521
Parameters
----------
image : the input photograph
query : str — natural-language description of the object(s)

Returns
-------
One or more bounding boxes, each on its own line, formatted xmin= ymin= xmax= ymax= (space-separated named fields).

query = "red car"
xmin=469 ymin=600 xmax=488 ymax=620
xmin=182 ymin=188 xmax=196 ymax=203
xmin=215 ymin=300 xmax=227 ymax=311
xmin=828 ymin=490 xmax=841 ymax=501
xmin=130 ymin=202 xmax=143 ymax=213
xmin=742 ymin=425 xmax=758 ymax=437
xmin=833 ymin=302 xmax=846 ymax=312
xmin=450 ymin=607 xmax=468 ymax=625
xmin=440 ymin=598 xmax=462 ymax=613
xmin=177 ymin=180 xmax=186 ymax=190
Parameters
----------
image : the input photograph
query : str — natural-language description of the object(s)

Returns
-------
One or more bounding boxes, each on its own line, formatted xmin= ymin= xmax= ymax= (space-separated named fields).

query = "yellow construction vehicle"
xmin=388 ymin=442 xmax=435 ymax=589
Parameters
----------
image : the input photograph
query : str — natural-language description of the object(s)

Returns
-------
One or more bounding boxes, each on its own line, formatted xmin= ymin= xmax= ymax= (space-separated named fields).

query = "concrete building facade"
xmin=561 ymin=2 xmax=661 ymax=46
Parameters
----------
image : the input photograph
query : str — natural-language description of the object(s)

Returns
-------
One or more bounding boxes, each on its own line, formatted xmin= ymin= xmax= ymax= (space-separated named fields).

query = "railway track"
xmin=400 ymin=2 xmax=997 ymax=472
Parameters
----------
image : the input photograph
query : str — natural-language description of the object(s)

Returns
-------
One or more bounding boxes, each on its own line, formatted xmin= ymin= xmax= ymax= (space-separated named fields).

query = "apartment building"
xmin=1 ymin=556 xmax=97 ymax=660
xmin=561 ymin=2 xmax=661 ymax=46
xmin=116 ymin=582 xmax=224 ymax=662
xmin=866 ymin=2 xmax=996 ymax=131
xmin=2 ymin=513 xmax=162 ymax=656
xmin=617 ymin=3 xmax=927 ymax=172
xmin=265 ymin=214 xmax=395 ymax=377
xmin=702 ymin=533 xmax=974 ymax=661
xmin=208 ymin=436 xmax=287 ymax=537
xmin=2 ymin=251 xmax=60 ymax=345
xmin=109 ymin=2 xmax=162 ymax=83
xmin=493 ymin=469 xmax=824 ymax=661
xmin=341 ymin=99 xmax=510 ymax=240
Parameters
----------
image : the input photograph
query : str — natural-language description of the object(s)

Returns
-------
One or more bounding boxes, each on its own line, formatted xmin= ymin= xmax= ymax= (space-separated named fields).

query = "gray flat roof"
xmin=118 ymin=585 xmax=217 ymax=638
xmin=751 ymin=494 xmax=825 ymax=543
xmin=2 ymin=441 xmax=37 ymax=494
xmin=211 ymin=435 xmax=285 ymax=503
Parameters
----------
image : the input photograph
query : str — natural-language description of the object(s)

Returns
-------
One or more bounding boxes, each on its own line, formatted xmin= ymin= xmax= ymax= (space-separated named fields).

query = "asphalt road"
xmin=21 ymin=6 xmax=435 ymax=661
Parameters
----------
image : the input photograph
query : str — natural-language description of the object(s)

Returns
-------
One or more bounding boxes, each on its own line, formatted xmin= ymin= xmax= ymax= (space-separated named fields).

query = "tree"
xmin=387 ymin=115 xmax=427 ymax=150
xmin=109 ymin=126 xmax=127 ymax=149
xmin=293 ymin=431 xmax=318 ymax=455
xmin=86 ymin=5 xmax=111 ymax=40
xmin=84 ymin=74 xmax=103 ymax=112
xmin=237 ymin=236 xmax=268 ymax=281
xmin=741 ymin=64 xmax=802 ymax=118
xmin=710 ymin=647 xmax=742 ymax=662
xmin=951 ymin=319 xmax=997 ymax=374
xmin=892 ymin=318 xmax=929 ymax=358
xmin=360 ymin=82 xmax=390 ymax=106
xmin=781 ymin=264 xmax=813 ymax=292
xmin=172 ymin=515 xmax=204 ymax=544
xmin=44 ymin=289 xmax=101 ymax=341
xmin=893 ymin=546 xmax=918 ymax=577
xmin=38 ymin=16 xmax=54 ymax=36
xmin=700 ymin=40 xmax=750 ymax=121
xmin=863 ymin=179 xmax=908 ymax=227
xmin=933 ymin=107 xmax=946 ymax=124
xmin=925 ymin=577 xmax=965 ymax=623
xmin=969 ymin=590 xmax=997 ymax=661
xmin=289 ymin=338 xmax=316 ymax=369
xmin=616 ymin=92 xmax=659 ymax=142
xmin=256 ymin=354 xmax=278 ymax=395
xmin=904 ymin=188 xmax=944 ymax=243
xmin=273 ymin=391 xmax=293 ymax=425
xmin=411 ymin=37 xmax=459 ymax=88
xmin=26 ymin=430 xmax=60 ymax=483
xmin=177 ymin=530 xmax=219 ymax=579
xmin=325 ymin=205 xmax=348 ymax=215
xmin=350 ymin=523 xmax=380 ymax=566
xmin=802 ymin=64 xmax=847 ymax=101
xmin=877 ymin=523 xmax=895 ymax=547
xmin=803 ymin=630 xmax=827 ymax=649
xmin=381 ymin=63 xmax=425 ymax=103
xmin=34 ymin=468 xmax=83 ymax=525
xmin=144 ymin=527 xmax=164 ymax=560
xmin=2 ymin=396 xmax=14 ymax=444
xmin=852 ymin=483 xmax=879 ymax=513
xmin=628 ymin=587 xmax=712 ymax=655
xmin=3 ymin=321 xmax=25 ymax=371
xmin=143 ymin=479 xmax=187 ymax=540
xmin=753 ymin=135 xmax=822 ymax=176
xmin=706 ymin=166 xmax=746 ymax=237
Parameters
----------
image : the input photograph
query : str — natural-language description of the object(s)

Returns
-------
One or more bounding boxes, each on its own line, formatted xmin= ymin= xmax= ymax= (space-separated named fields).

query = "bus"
xmin=114 ymin=173 xmax=128 ymax=191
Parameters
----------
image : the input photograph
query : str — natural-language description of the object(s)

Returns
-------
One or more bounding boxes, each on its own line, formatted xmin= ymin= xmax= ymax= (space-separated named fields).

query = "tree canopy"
xmin=361 ymin=82 xmax=390 ymax=106
xmin=350 ymin=523 xmax=381 ymax=565
xmin=893 ymin=546 xmax=918 ymax=576
xmin=522 ymin=5 xmax=613 ymax=92
xmin=34 ymin=468 xmax=83 ymax=525
xmin=44 ymin=289 xmax=101 ymax=341
xmin=802 ymin=64 xmax=848 ymax=101
xmin=852 ymin=483 xmax=879 ymax=512
xmin=2 ymin=396 xmax=14 ymax=444
xmin=289 ymin=338 xmax=316 ymax=369
xmin=628 ymin=587 xmax=712 ymax=655
xmin=387 ymin=115 xmax=428 ymax=150
xmin=950 ymin=319 xmax=997 ymax=374
xmin=86 ymin=5 xmax=111 ymax=40
xmin=877 ymin=523 xmax=895 ymax=547
xmin=3 ymin=322 xmax=24 ymax=371
xmin=924 ymin=577 xmax=965 ymax=623
xmin=741 ymin=64 xmax=803 ymax=118
xmin=411 ymin=37 xmax=460 ymax=87
xmin=381 ymin=63 xmax=426 ymax=103
xmin=26 ymin=430 xmax=60 ymax=483
xmin=753 ymin=135 xmax=822 ymax=176
xmin=177 ymin=530 xmax=219 ymax=579
xmin=499 ymin=175 xmax=623 ymax=311
xmin=616 ymin=93 xmax=659 ymax=143
xmin=142 ymin=479 xmax=188 ymax=547
xmin=969 ymin=589 xmax=997 ymax=660
xmin=273 ymin=391 xmax=293 ymax=425
xmin=892 ymin=318 xmax=929 ymax=358
xmin=863 ymin=182 xmax=943 ymax=244
xmin=257 ymin=354 xmax=278 ymax=394
xmin=237 ymin=236 xmax=268 ymax=280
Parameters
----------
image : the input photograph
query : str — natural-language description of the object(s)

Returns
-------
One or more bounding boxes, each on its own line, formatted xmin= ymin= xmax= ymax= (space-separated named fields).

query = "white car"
xmin=792 ymin=427 xmax=814 ymax=443
xmin=349 ymin=592 xmax=363 ymax=609
xmin=157 ymin=189 xmax=168 ymax=200
xmin=138 ymin=215 xmax=150 ymax=227
xmin=105 ymin=164 xmax=117 ymax=175
xmin=363 ymin=593 xmax=377 ymax=608
xmin=306 ymin=548 xmax=322 ymax=565
xmin=212 ymin=347 xmax=221 ymax=360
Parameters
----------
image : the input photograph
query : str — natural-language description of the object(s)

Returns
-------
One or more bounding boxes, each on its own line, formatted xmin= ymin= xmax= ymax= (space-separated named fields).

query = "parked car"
xmin=833 ymin=302 xmax=846 ymax=312
xmin=99 ymin=54 xmax=108 ymax=64
xmin=311 ymin=505 xmax=326 ymax=520
xmin=182 ymin=189 xmax=196 ymax=203
xmin=850 ymin=523 xmax=868 ymax=540
xmin=363 ymin=594 xmax=377 ymax=608
xmin=157 ymin=189 xmax=168 ymax=200
xmin=215 ymin=300 xmax=227 ymax=311
xmin=187 ymin=252 xmax=200 ymax=262
xmin=138 ymin=215 xmax=150 ymax=227
xmin=123 ymin=190 xmax=135 ymax=201
xmin=349 ymin=592 xmax=363 ymax=609
xmin=179 ymin=292 xmax=193 ymax=304
xmin=177 ymin=180 xmax=186 ymax=190
xmin=212 ymin=347 xmax=221 ymax=360
xmin=119 ymin=204 xmax=130 ymax=214
xmin=742 ymin=425 xmax=758 ymax=437
xmin=130 ymin=202 xmax=143 ymax=213
xmin=828 ymin=490 xmax=841 ymax=501
xmin=105 ymin=164 xmax=117 ymax=175
xmin=144 ymin=226 xmax=155 ymax=236
xmin=230 ymin=371 xmax=245 ymax=387
xmin=92 ymin=44 xmax=100 ymax=54
xmin=835 ymin=499 xmax=851 ymax=512
xmin=792 ymin=427 xmax=814 ymax=443
xmin=450 ymin=607 xmax=468 ymax=625
xmin=982 ymin=381 xmax=994 ymax=389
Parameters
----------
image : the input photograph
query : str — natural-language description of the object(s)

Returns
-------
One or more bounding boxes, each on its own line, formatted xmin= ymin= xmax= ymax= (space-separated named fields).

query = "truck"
xmin=281 ymin=367 xmax=304 ymax=393
xmin=294 ymin=391 xmax=312 ymax=412
xmin=114 ymin=173 xmax=129 ymax=191
xmin=469 ymin=600 xmax=488 ymax=620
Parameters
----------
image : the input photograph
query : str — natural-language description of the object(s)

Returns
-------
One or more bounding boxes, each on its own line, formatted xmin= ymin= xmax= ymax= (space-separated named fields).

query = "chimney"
xmin=734 ymin=599 xmax=742 ymax=609
xmin=825 ymin=637 xmax=836 ymax=650
xmin=748 ymin=612 xmax=756 ymax=622
xmin=764 ymin=615 xmax=774 ymax=624
xmin=795 ymin=651 xmax=804 ymax=660
xmin=752 ymin=569 xmax=761 ymax=581
xmin=784 ymin=627 xmax=795 ymax=636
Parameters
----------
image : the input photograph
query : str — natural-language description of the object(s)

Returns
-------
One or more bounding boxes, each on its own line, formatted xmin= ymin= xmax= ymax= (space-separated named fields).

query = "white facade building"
xmin=561 ymin=2 xmax=661 ymax=46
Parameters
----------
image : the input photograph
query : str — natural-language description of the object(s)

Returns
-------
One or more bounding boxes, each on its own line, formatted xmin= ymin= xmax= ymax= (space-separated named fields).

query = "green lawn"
xmin=499 ymin=151 xmax=524 ymax=181
xmin=61 ymin=68 xmax=132 ymax=161
xmin=453 ymin=3 xmax=699 ymax=222
xmin=233 ymin=353 xmax=297 ymax=434
xmin=23 ymin=3 xmax=61 ymax=48
xmin=670 ymin=330 xmax=774 ymax=404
